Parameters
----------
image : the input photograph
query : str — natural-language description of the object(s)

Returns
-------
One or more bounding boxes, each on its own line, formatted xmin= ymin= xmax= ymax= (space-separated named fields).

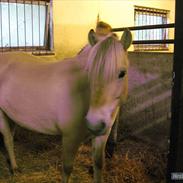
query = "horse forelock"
xmin=85 ymin=35 xmax=127 ymax=91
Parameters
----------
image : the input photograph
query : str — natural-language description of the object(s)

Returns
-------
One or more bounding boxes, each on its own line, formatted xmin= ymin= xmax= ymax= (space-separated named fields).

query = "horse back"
xmin=0 ymin=52 xmax=90 ymax=134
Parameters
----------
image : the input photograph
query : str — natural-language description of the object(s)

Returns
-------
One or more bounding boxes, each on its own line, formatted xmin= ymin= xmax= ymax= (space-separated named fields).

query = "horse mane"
xmin=85 ymin=34 xmax=128 ymax=88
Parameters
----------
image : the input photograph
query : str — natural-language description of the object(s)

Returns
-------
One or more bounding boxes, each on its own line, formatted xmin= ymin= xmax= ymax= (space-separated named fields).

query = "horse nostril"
xmin=86 ymin=120 xmax=107 ymax=136
xmin=94 ymin=121 xmax=106 ymax=135
xmin=99 ymin=121 xmax=106 ymax=130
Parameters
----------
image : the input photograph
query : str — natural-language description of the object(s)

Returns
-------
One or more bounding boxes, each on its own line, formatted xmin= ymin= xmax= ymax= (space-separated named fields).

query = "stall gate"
xmin=112 ymin=23 xmax=174 ymax=151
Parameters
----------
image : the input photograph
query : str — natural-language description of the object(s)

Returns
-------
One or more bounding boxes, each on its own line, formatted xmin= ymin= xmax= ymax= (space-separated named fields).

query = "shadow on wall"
xmin=118 ymin=52 xmax=173 ymax=151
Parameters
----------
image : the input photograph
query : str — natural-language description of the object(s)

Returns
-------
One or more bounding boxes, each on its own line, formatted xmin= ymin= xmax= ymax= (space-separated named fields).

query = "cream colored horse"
xmin=78 ymin=29 xmax=130 ymax=158
xmin=0 ymin=30 xmax=132 ymax=183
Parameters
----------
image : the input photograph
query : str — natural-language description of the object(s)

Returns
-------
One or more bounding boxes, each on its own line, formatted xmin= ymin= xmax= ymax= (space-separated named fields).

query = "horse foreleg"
xmin=62 ymin=134 xmax=82 ymax=183
xmin=0 ymin=111 xmax=18 ymax=174
xmin=106 ymin=112 xmax=119 ymax=158
xmin=106 ymin=106 xmax=121 ymax=158
xmin=92 ymin=134 xmax=109 ymax=183
xmin=0 ymin=133 xmax=13 ymax=174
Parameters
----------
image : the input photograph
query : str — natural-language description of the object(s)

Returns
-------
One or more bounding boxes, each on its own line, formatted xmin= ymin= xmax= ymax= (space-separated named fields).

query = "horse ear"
xmin=88 ymin=29 xmax=98 ymax=46
xmin=120 ymin=29 xmax=132 ymax=51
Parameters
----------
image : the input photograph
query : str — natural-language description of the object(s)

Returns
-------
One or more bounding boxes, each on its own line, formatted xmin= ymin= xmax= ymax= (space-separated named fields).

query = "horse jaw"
xmin=86 ymin=100 xmax=119 ymax=136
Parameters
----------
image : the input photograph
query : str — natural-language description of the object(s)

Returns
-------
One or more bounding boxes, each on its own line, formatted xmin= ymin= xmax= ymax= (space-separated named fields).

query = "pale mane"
xmin=85 ymin=35 xmax=128 ymax=88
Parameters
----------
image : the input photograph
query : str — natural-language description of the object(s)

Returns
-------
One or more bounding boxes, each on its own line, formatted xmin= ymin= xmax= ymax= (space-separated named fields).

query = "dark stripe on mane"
xmin=85 ymin=34 xmax=127 ymax=93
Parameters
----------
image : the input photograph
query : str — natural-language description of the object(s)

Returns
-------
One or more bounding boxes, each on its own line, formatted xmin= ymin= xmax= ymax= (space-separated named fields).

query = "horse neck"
xmin=76 ymin=44 xmax=92 ymax=68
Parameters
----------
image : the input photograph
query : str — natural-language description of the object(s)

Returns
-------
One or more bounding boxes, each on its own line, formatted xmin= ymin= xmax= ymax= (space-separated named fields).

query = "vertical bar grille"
xmin=0 ymin=0 xmax=52 ymax=53
xmin=134 ymin=5 xmax=169 ymax=51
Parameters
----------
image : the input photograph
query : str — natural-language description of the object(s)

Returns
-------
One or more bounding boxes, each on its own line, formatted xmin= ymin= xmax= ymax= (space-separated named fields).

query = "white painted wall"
xmin=53 ymin=0 xmax=175 ymax=58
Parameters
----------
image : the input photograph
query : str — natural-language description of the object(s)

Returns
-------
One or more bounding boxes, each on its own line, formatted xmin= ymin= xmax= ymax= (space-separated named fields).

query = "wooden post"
xmin=167 ymin=0 xmax=183 ymax=182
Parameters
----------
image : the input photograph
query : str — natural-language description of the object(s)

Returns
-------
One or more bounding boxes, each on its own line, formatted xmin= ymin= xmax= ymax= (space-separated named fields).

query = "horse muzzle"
xmin=86 ymin=119 xmax=107 ymax=136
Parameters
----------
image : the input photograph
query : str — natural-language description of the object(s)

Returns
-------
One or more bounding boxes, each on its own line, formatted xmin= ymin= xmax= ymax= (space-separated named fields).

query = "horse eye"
xmin=118 ymin=70 xmax=126 ymax=79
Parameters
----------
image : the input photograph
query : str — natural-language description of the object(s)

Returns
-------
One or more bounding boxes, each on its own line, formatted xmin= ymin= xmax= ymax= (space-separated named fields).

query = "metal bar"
xmin=31 ymin=0 xmax=33 ymax=51
xmin=0 ymin=45 xmax=46 ymax=51
xmin=167 ymin=0 xmax=183 ymax=182
xmin=133 ymin=39 xmax=174 ymax=44
xmin=49 ymin=0 xmax=53 ymax=51
xmin=44 ymin=0 xmax=48 ymax=53
xmin=0 ymin=46 xmax=53 ymax=54
xmin=142 ymin=11 xmax=144 ymax=42
xmin=16 ymin=0 xmax=19 ymax=48
xmin=38 ymin=0 xmax=40 ymax=52
xmin=44 ymin=0 xmax=49 ymax=50
xmin=112 ymin=23 xmax=175 ymax=32
xmin=153 ymin=13 xmax=156 ymax=48
xmin=134 ymin=5 xmax=170 ymax=14
xmin=0 ymin=0 xmax=3 ymax=51
xmin=24 ymin=0 xmax=26 ymax=50
xmin=0 ymin=0 xmax=50 ymax=3
xmin=8 ymin=0 xmax=11 ymax=49
xmin=135 ymin=11 xmax=139 ymax=50
xmin=153 ymin=12 xmax=156 ymax=41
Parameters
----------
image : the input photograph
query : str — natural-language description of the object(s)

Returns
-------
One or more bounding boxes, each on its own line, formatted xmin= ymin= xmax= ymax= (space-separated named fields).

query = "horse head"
xmin=85 ymin=29 xmax=132 ymax=136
